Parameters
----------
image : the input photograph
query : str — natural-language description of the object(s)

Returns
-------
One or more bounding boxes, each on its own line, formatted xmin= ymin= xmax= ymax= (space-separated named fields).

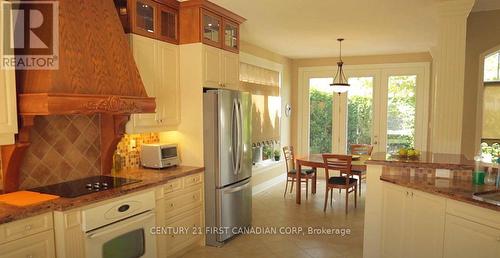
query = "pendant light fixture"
xmin=330 ymin=38 xmax=350 ymax=94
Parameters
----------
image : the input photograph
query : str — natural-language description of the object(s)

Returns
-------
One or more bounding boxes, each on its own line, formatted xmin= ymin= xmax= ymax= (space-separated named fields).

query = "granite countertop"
xmin=366 ymin=152 xmax=475 ymax=170
xmin=380 ymin=174 xmax=500 ymax=212
xmin=0 ymin=166 xmax=204 ymax=225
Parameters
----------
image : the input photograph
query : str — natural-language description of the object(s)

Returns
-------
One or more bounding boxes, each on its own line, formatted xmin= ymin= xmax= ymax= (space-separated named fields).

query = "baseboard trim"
xmin=252 ymin=173 xmax=286 ymax=196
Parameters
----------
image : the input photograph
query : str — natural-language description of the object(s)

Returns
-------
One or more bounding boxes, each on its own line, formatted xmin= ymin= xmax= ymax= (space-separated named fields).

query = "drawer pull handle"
xmin=25 ymin=225 xmax=32 ymax=231
xmin=170 ymin=203 xmax=174 ymax=207
xmin=192 ymin=195 xmax=196 ymax=199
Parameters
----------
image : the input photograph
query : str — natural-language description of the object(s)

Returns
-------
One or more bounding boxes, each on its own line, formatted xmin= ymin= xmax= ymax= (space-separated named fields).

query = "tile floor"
xmin=182 ymin=179 xmax=365 ymax=258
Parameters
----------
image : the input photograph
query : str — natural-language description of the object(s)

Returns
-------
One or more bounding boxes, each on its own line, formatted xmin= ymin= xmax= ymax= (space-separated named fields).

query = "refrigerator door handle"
xmin=237 ymin=99 xmax=244 ymax=175
xmin=224 ymin=180 xmax=251 ymax=193
xmin=232 ymin=99 xmax=241 ymax=175
xmin=235 ymin=99 xmax=242 ymax=175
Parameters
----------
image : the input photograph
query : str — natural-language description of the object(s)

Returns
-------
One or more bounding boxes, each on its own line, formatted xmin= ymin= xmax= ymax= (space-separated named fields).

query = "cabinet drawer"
xmin=165 ymin=209 xmax=203 ymax=256
xmin=0 ymin=213 xmax=53 ymax=244
xmin=164 ymin=187 xmax=203 ymax=219
xmin=446 ymin=199 xmax=500 ymax=230
xmin=183 ymin=173 xmax=203 ymax=187
xmin=164 ymin=178 xmax=183 ymax=194
xmin=0 ymin=229 xmax=55 ymax=258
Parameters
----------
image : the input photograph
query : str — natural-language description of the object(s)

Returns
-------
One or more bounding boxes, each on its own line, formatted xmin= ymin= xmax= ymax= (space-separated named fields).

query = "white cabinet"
xmin=0 ymin=14 xmax=17 ymax=145
xmin=0 ymin=230 xmax=55 ymax=258
xmin=126 ymin=34 xmax=180 ymax=133
xmin=0 ymin=213 xmax=55 ymax=258
xmin=381 ymin=182 xmax=445 ymax=258
xmin=443 ymin=214 xmax=500 ymax=258
xmin=156 ymin=172 xmax=204 ymax=258
xmin=202 ymin=45 xmax=239 ymax=90
xmin=443 ymin=200 xmax=500 ymax=258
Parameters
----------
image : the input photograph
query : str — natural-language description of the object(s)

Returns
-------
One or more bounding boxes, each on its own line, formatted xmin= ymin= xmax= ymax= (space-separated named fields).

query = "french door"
xmin=302 ymin=64 xmax=429 ymax=155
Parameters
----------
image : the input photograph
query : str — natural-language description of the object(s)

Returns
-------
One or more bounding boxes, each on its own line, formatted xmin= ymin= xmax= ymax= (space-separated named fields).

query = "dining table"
xmin=294 ymin=154 xmax=368 ymax=204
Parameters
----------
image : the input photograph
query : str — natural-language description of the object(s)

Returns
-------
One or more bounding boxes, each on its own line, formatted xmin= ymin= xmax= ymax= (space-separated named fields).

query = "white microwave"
xmin=140 ymin=143 xmax=179 ymax=169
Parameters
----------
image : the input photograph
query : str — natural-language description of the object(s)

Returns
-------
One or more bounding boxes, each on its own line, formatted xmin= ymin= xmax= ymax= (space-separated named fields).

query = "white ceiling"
xmin=209 ymin=0 xmax=500 ymax=59
xmin=210 ymin=0 xmax=439 ymax=58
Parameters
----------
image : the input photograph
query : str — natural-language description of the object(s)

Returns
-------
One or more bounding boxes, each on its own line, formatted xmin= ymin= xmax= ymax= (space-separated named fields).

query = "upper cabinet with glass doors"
xmin=114 ymin=0 xmax=179 ymax=44
xmin=179 ymin=0 xmax=245 ymax=53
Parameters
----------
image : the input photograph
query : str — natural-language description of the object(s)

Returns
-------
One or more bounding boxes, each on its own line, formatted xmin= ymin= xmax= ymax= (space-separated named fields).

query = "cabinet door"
xmin=201 ymin=9 xmax=222 ymax=48
xmin=222 ymin=51 xmax=240 ymax=90
xmin=405 ymin=190 xmax=446 ymax=258
xmin=202 ymin=45 xmax=222 ymax=88
xmin=156 ymin=41 xmax=180 ymax=126
xmin=381 ymin=183 xmax=408 ymax=258
xmin=127 ymin=34 xmax=159 ymax=133
xmin=0 ymin=230 xmax=55 ymax=258
xmin=222 ymin=19 xmax=239 ymax=53
xmin=157 ymin=5 xmax=178 ymax=44
xmin=443 ymin=214 xmax=500 ymax=258
xmin=132 ymin=0 xmax=157 ymax=38
xmin=0 ymin=3 xmax=17 ymax=146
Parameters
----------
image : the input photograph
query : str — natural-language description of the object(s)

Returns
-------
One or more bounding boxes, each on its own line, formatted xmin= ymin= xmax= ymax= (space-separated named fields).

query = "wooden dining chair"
xmin=348 ymin=144 xmax=373 ymax=196
xmin=322 ymin=154 xmax=357 ymax=214
xmin=283 ymin=146 xmax=316 ymax=199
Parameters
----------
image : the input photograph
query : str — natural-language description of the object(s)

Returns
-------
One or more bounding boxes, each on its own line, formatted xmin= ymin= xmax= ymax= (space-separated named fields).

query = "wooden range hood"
xmin=0 ymin=0 xmax=155 ymax=192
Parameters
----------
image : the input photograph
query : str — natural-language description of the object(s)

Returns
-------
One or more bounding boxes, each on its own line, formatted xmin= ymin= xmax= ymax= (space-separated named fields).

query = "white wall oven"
xmin=82 ymin=191 xmax=157 ymax=258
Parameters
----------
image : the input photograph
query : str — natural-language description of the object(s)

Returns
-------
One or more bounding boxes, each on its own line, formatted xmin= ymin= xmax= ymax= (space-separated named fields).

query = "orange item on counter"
xmin=0 ymin=191 xmax=60 ymax=207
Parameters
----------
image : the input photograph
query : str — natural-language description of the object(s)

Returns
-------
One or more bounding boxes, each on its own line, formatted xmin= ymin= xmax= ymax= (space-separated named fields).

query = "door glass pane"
xmin=160 ymin=9 xmax=176 ymax=40
xmin=387 ymin=75 xmax=417 ymax=153
xmin=224 ymin=23 xmax=238 ymax=49
xmin=347 ymin=77 xmax=373 ymax=152
xmin=136 ymin=1 xmax=154 ymax=33
xmin=102 ymin=229 xmax=145 ymax=258
xmin=309 ymin=78 xmax=333 ymax=154
xmin=203 ymin=13 xmax=220 ymax=42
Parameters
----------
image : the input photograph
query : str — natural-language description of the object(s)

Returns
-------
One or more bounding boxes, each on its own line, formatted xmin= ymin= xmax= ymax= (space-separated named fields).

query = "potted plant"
xmin=262 ymin=147 xmax=273 ymax=160
xmin=274 ymin=150 xmax=281 ymax=161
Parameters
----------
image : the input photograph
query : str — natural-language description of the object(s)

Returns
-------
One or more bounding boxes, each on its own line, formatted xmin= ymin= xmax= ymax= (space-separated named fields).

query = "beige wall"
xmin=462 ymin=9 xmax=500 ymax=158
xmin=290 ymin=52 xmax=433 ymax=150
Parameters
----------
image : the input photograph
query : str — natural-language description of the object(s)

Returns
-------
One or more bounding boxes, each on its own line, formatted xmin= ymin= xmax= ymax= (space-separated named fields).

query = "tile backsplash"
xmin=115 ymin=133 xmax=160 ymax=170
xmin=19 ymin=115 xmax=101 ymax=189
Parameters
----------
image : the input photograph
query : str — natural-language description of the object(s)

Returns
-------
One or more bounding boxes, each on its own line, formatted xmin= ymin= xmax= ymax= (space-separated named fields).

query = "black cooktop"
xmin=30 ymin=176 xmax=141 ymax=198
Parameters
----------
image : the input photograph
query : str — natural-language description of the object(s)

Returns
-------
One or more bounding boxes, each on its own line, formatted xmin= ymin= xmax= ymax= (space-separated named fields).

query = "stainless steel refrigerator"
xmin=203 ymin=89 xmax=252 ymax=247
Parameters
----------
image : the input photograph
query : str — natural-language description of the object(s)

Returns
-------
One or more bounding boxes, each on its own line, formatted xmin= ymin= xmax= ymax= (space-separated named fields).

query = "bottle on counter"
xmin=484 ymin=167 xmax=496 ymax=185
xmin=473 ymin=151 xmax=485 ymax=185
xmin=113 ymin=150 xmax=123 ymax=173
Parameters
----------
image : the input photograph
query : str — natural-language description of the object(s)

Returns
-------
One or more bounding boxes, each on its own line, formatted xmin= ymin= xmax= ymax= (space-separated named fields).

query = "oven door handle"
xmin=86 ymin=210 xmax=155 ymax=239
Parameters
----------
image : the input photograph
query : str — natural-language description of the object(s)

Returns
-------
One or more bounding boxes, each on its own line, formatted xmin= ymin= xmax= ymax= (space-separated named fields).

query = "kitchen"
xmin=0 ymin=0 xmax=499 ymax=258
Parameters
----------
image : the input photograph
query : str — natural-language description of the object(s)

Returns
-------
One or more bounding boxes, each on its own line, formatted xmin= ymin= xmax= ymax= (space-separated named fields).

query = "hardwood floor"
xmin=182 ymin=179 xmax=365 ymax=258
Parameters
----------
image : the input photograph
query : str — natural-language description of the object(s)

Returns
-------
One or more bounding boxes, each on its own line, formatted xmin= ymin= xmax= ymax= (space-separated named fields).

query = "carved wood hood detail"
xmin=15 ymin=0 xmax=155 ymax=115
xmin=0 ymin=0 xmax=155 ymax=192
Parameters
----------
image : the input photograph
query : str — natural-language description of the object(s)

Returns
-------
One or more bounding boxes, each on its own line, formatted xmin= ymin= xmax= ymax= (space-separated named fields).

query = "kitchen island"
xmin=362 ymin=153 xmax=500 ymax=258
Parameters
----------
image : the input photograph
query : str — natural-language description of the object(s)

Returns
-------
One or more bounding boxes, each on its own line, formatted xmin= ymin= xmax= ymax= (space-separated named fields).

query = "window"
xmin=309 ymin=78 xmax=333 ymax=154
xmin=347 ymin=77 xmax=374 ymax=151
xmin=484 ymin=51 xmax=500 ymax=82
xmin=386 ymin=75 xmax=417 ymax=153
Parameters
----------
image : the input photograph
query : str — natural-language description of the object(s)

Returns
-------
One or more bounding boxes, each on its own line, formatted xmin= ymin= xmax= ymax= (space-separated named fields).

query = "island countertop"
xmin=380 ymin=174 xmax=500 ymax=212
xmin=365 ymin=152 xmax=475 ymax=170
xmin=0 ymin=166 xmax=204 ymax=225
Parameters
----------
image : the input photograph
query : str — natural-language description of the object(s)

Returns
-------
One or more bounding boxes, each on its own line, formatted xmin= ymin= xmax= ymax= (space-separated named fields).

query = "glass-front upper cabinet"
xmin=202 ymin=10 xmax=222 ymax=47
xmin=134 ymin=0 xmax=157 ymax=37
xmin=223 ymin=20 xmax=239 ymax=52
xmin=158 ymin=5 xmax=178 ymax=44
